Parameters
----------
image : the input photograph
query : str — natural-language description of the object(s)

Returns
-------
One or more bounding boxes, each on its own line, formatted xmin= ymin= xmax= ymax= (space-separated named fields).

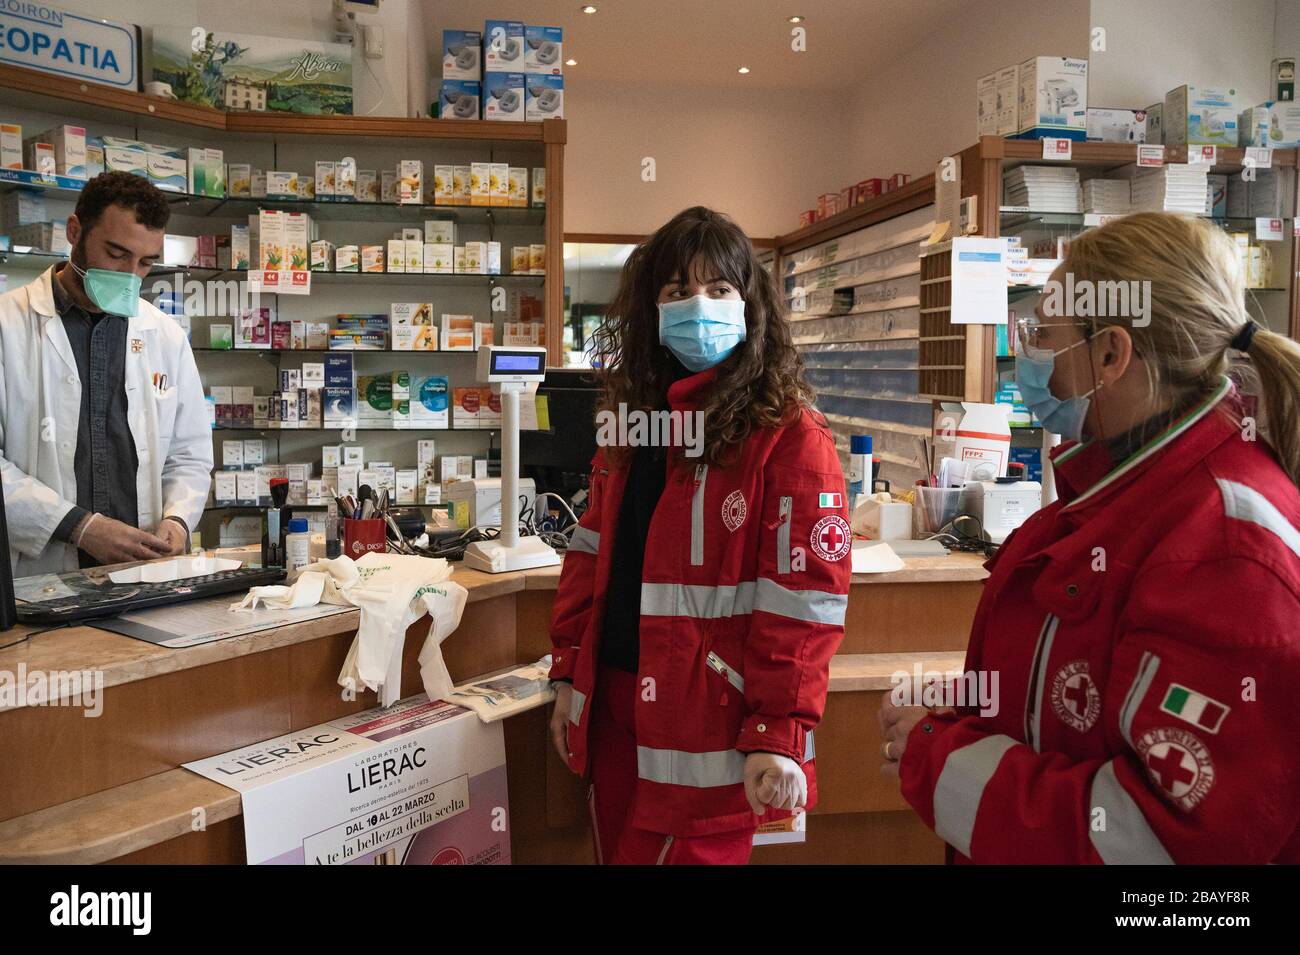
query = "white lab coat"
xmin=0 ymin=267 xmax=212 ymax=576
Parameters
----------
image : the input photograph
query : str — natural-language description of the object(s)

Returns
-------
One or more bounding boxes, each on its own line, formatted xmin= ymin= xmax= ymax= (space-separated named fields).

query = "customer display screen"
xmin=492 ymin=353 xmax=545 ymax=372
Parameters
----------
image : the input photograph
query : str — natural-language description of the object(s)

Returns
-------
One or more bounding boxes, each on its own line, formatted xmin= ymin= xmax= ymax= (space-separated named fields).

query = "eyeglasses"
xmin=1014 ymin=316 xmax=1091 ymax=358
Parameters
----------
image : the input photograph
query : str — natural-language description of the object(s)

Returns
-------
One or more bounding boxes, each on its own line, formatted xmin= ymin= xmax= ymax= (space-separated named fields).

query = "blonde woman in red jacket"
xmin=548 ymin=207 xmax=852 ymax=864
xmin=881 ymin=213 xmax=1300 ymax=864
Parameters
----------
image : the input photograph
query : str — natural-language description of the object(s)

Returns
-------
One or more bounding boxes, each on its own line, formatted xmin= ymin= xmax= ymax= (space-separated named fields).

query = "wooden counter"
xmin=0 ymin=551 xmax=988 ymax=865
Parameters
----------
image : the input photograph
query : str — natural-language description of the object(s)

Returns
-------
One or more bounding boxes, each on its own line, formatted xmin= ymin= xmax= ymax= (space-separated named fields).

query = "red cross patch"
xmin=1136 ymin=726 xmax=1215 ymax=812
xmin=1049 ymin=659 xmax=1100 ymax=733
xmin=810 ymin=515 xmax=851 ymax=562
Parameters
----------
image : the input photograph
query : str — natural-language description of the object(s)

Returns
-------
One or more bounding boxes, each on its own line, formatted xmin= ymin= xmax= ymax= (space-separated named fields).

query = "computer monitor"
xmin=520 ymin=368 xmax=602 ymax=502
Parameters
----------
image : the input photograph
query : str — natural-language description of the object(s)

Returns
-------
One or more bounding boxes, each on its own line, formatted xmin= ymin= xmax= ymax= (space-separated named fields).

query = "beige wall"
xmin=1089 ymin=0 xmax=1278 ymax=108
xmin=561 ymin=77 xmax=853 ymax=239
xmin=836 ymin=1 xmax=1091 ymax=186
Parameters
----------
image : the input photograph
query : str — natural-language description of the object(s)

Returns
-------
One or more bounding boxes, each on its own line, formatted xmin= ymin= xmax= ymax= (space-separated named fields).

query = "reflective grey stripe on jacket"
xmin=568 ymin=687 xmax=587 ymax=725
xmin=637 ymin=733 xmax=817 ymax=789
xmin=690 ymin=464 xmax=708 ymax=566
xmin=932 ymin=734 xmax=1018 ymax=858
xmin=568 ymin=525 xmax=600 ymax=556
xmin=640 ymin=578 xmax=845 ymax=625
xmin=1088 ymin=760 xmax=1174 ymax=864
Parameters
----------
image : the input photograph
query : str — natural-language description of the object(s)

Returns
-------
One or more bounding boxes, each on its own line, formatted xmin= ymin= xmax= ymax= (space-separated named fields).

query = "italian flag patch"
xmin=1159 ymin=684 xmax=1230 ymax=734
xmin=818 ymin=492 xmax=843 ymax=508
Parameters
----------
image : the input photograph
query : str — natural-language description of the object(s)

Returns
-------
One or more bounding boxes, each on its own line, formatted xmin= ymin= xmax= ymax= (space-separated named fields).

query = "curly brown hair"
xmin=591 ymin=206 xmax=815 ymax=468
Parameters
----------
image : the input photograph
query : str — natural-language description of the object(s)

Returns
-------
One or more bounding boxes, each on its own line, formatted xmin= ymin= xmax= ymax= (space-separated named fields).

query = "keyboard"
xmin=15 ymin=566 xmax=288 ymax=625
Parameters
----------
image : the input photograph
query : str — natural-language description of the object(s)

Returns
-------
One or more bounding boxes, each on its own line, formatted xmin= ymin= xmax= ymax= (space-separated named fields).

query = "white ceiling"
xmin=424 ymin=0 xmax=972 ymax=91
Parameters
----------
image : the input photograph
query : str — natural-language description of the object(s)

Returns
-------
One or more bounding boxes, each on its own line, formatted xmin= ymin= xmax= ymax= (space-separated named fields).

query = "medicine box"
xmin=490 ymin=161 xmax=509 ymax=206
xmin=425 ymin=242 xmax=453 ymax=273
xmin=266 ymin=170 xmax=298 ymax=200
xmin=1017 ymin=56 xmax=1088 ymax=139
xmin=508 ymin=167 xmax=528 ymax=207
xmin=1240 ymin=101 xmax=1300 ymax=148
xmin=441 ymin=80 xmax=481 ymax=120
xmin=336 ymin=245 xmax=359 ymax=272
xmin=36 ymin=125 xmax=86 ymax=178
xmin=483 ymin=71 xmax=525 ymax=121
xmin=531 ymin=167 xmax=545 ymax=206
xmin=244 ymin=439 xmax=265 ymax=466
xmin=525 ymin=74 xmax=564 ymax=120
xmin=357 ymin=169 xmax=378 ymax=202
xmin=398 ymin=160 xmax=422 ymax=204
xmin=315 ymin=160 xmax=336 ymax=199
xmin=230 ymin=223 xmax=249 ymax=268
xmin=223 ymin=440 xmax=245 ymax=468
xmin=1145 ymin=103 xmax=1164 ymax=144
xmin=470 ymin=162 xmax=490 ymax=206
xmin=412 ymin=375 xmax=450 ymax=427
xmin=310 ymin=239 xmax=335 ymax=271
xmin=357 ymin=374 xmax=392 ymax=423
xmin=147 ymin=151 xmax=186 ymax=192
xmin=336 ymin=157 xmax=356 ymax=200
xmin=1086 ymin=108 xmax=1147 ymax=144
xmin=188 ymin=147 xmax=225 ymax=197
xmin=1165 ymin=84 xmax=1240 ymax=147
xmin=483 ymin=20 xmax=525 ymax=70
xmin=443 ymin=29 xmax=482 ymax=79
xmin=103 ymin=143 xmax=145 ymax=177
xmin=0 ymin=124 xmax=21 ymax=169
xmin=425 ymin=219 xmax=456 ymax=244
xmin=386 ymin=238 xmax=405 ymax=273
xmin=433 ymin=165 xmax=454 ymax=204
xmin=283 ymin=212 xmax=309 ymax=270
xmin=454 ymin=164 xmax=471 ymax=203
xmin=524 ymin=25 xmax=563 ymax=74
xmin=381 ymin=169 xmax=396 ymax=203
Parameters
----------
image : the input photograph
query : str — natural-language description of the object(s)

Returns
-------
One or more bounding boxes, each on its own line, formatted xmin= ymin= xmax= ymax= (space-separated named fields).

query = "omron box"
xmin=441 ymin=80 xmax=481 ymax=120
xmin=483 ymin=20 xmax=525 ymax=70
xmin=1017 ymin=56 xmax=1088 ymax=139
xmin=525 ymin=74 xmax=563 ymax=120
xmin=1240 ymin=101 xmax=1300 ymax=148
xmin=443 ymin=29 xmax=482 ymax=79
xmin=483 ymin=72 xmax=525 ymax=121
xmin=1164 ymin=84 xmax=1240 ymax=146
xmin=524 ymin=25 xmax=563 ymax=74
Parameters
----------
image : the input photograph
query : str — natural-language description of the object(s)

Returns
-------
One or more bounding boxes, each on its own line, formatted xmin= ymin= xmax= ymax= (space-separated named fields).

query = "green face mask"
xmin=68 ymin=260 xmax=141 ymax=317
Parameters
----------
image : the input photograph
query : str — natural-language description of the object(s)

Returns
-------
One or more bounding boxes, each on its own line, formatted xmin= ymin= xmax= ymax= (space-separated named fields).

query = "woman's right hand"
xmin=549 ymin=682 xmax=573 ymax=765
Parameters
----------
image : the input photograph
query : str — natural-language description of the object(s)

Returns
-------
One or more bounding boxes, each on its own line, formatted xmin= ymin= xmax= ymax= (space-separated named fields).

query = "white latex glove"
xmin=743 ymin=752 xmax=808 ymax=815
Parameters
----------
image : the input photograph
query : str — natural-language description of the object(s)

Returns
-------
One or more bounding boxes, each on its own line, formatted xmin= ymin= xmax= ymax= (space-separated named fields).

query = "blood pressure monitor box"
xmin=483 ymin=72 xmax=525 ymax=121
xmin=440 ymin=80 xmax=481 ymax=120
xmin=525 ymin=74 xmax=564 ymax=120
xmin=524 ymin=25 xmax=563 ymax=74
xmin=483 ymin=20 xmax=525 ymax=70
xmin=443 ymin=29 xmax=482 ymax=80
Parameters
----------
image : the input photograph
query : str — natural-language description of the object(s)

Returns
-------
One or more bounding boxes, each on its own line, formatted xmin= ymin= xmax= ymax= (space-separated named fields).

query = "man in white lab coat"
xmin=0 ymin=171 xmax=212 ymax=577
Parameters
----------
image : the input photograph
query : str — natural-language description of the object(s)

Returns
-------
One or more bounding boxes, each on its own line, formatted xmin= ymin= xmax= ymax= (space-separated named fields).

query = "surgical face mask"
xmin=1014 ymin=337 xmax=1100 ymax=443
xmin=657 ymin=294 xmax=747 ymax=372
xmin=68 ymin=257 xmax=141 ymax=318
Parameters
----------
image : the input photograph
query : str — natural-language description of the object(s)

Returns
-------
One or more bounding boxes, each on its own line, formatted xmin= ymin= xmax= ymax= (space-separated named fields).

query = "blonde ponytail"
xmin=1240 ymin=327 xmax=1300 ymax=486
xmin=1063 ymin=212 xmax=1300 ymax=487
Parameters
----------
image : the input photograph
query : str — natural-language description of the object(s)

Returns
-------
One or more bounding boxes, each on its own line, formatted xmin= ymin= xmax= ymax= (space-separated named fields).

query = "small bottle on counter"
xmin=848 ymin=434 xmax=872 ymax=498
xmin=285 ymin=518 xmax=311 ymax=578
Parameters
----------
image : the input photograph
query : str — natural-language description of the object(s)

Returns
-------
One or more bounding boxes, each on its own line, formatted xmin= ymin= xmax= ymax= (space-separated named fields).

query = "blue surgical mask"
xmin=658 ymin=295 xmax=746 ymax=371
xmin=68 ymin=260 xmax=141 ymax=318
xmin=1014 ymin=338 xmax=1099 ymax=443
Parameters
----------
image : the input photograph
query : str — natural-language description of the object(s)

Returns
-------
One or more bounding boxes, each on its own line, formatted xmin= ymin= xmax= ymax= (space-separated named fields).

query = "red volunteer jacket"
xmin=548 ymin=368 xmax=852 ymax=836
xmin=900 ymin=378 xmax=1300 ymax=863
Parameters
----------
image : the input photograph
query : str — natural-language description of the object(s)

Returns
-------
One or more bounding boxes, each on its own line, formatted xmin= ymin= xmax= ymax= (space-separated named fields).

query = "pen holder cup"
xmin=344 ymin=518 xmax=387 ymax=558
xmin=912 ymin=486 xmax=963 ymax=537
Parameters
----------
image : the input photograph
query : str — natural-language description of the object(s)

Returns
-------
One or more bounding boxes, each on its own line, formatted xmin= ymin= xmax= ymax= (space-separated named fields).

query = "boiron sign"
xmin=0 ymin=1 xmax=139 ymax=90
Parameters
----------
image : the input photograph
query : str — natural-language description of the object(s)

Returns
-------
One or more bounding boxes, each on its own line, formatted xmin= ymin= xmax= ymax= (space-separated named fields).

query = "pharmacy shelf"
xmin=211 ymin=426 xmax=494 ymax=434
xmin=1001 ymin=211 xmax=1291 ymax=230
xmin=0 ymin=173 xmax=550 ymax=225
xmin=0 ymin=61 xmax=568 ymax=363
xmin=193 ymin=348 xmax=482 ymax=355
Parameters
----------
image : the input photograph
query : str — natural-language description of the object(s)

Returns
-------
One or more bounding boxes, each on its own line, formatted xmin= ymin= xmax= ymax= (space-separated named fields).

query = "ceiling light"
xmin=565 ymin=58 xmax=577 ymax=66
xmin=738 ymin=66 xmax=750 ymax=74
xmin=788 ymin=15 xmax=804 ymax=23
xmin=581 ymin=5 xmax=596 ymax=13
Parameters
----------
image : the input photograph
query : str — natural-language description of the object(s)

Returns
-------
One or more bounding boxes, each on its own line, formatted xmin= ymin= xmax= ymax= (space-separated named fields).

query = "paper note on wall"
xmin=950 ymin=237 xmax=1009 ymax=325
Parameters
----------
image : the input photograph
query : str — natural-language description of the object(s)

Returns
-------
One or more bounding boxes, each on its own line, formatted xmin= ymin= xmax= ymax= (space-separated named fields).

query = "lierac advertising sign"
xmin=0 ymin=1 xmax=139 ymax=90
